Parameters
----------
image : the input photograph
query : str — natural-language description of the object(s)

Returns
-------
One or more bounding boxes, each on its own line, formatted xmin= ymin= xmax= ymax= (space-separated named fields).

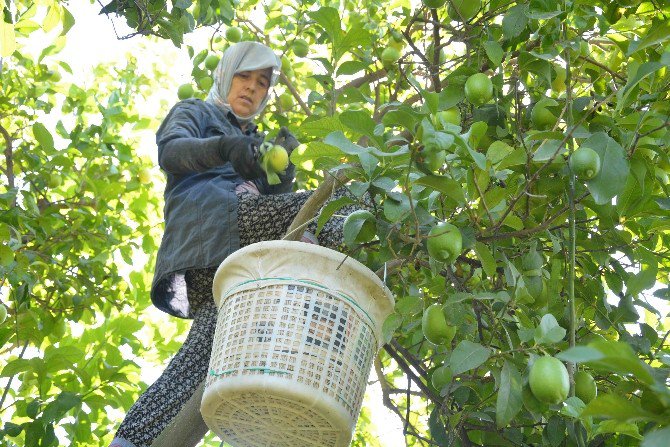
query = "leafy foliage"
xmin=2 ymin=0 xmax=670 ymax=446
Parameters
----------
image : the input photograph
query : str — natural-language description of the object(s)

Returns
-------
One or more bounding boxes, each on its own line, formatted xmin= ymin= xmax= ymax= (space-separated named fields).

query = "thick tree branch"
xmin=283 ymin=169 xmax=350 ymax=241
xmin=0 ymin=122 xmax=15 ymax=195
xmin=383 ymin=342 xmax=440 ymax=404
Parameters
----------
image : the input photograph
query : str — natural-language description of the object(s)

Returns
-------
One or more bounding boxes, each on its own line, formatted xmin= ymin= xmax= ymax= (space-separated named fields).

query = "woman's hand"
xmin=218 ymin=135 xmax=265 ymax=179
xmin=273 ymin=127 xmax=300 ymax=154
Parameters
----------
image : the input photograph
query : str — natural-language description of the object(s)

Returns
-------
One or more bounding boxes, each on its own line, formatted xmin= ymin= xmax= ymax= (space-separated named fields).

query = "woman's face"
xmin=226 ymin=68 xmax=271 ymax=117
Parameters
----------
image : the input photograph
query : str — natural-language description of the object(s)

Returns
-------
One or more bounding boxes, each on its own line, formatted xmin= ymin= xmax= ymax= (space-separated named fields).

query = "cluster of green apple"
xmin=176 ymin=26 xmax=243 ymax=101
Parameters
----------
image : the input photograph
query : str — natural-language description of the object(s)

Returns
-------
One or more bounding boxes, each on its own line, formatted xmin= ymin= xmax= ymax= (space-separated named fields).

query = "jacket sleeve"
xmin=156 ymin=100 xmax=228 ymax=174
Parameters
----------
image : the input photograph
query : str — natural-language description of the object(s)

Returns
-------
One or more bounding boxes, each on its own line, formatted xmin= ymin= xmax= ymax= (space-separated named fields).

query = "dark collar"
xmin=226 ymin=112 xmax=258 ymax=135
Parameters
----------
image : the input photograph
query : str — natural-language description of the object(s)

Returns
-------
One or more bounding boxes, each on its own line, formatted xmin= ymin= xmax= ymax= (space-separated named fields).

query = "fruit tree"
xmin=1 ymin=0 xmax=669 ymax=446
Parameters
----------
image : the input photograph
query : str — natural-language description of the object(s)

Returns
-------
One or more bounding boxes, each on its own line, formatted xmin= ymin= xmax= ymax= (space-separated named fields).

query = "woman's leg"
xmin=109 ymin=268 xmax=218 ymax=447
xmin=236 ymin=188 xmax=364 ymax=248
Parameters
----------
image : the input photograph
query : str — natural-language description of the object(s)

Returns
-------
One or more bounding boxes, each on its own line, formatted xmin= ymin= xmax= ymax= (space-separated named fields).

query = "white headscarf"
xmin=206 ymin=41 xmax=281 ymax=125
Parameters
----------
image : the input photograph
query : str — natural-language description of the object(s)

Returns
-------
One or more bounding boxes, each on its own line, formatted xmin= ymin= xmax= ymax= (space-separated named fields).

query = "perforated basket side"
xmin=205 ymin=280 xmax=377 ymax=414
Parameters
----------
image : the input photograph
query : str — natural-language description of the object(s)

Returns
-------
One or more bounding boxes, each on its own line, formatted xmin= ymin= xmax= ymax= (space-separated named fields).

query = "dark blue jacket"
xmin=151 ymin=99 xmax=293 ymax=318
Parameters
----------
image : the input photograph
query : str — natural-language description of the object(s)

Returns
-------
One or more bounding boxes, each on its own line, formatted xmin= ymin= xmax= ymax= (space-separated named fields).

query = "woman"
xmin=110 ymin=41 xmax=353 ymax=447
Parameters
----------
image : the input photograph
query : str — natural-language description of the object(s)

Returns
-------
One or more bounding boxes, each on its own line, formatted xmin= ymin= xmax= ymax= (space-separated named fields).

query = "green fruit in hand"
xmin=0 ymin=303 xmax=7 ymax=324
xmin=437 ymin=108 xmax=461 ymax=127
xmin=177 ymin=83 xmax=194 ymax=100
xmin=431 ymin=365 xmax=453 ymax=391
xmin=381 ymin=47 xmax=401 ymax=67
xmin=47 ymin=173 xmax=62 ymax=188
xmin=447 ymin=0 xmax=481 ymax=21
xmin=205 ymin=55 xmax=220 ymax=70
xmin=138 ymin=168 xmax=152 ymax=184
xmin=265 ymin=145 xmax=289 ymax=173
xmin=343 ymin=210 xmax=377 ymax=244
xmin=422 ymin=304 xmax=456 ymax=345
xmin=426 ymin=222 xmax=462 ymax=264
xmin=292 ymin=39 xmax=309 ymax=58
xmin=529 ymin=356 xmax=570 ymax=405
xmin=574 ymin=371 xmax=597 ymax=404
xmin=531 ymin=105 xmax=557 ymax=130
xmin=569 ymin=146 xmax=601 ymax=180
xmin=464 ymin=73 xmax=493 ymax=106
xmin=422 ymin=0 xmax=447 ymax=8
xmin=225 ymin=26 xmax=242 ymax=42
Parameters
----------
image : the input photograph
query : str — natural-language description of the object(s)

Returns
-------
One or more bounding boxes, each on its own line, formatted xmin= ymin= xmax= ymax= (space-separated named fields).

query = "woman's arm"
xmin=156 ymin=101 xmax=263 ymax=179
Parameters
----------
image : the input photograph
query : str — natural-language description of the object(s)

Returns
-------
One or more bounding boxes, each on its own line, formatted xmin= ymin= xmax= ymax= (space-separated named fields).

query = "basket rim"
xmin=212 ymin=241 xmax=394 ymax=318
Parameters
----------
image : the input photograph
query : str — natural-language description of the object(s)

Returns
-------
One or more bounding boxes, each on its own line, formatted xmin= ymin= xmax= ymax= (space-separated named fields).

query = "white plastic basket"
xmin=200 ymin=241 xmax=394 ymax=447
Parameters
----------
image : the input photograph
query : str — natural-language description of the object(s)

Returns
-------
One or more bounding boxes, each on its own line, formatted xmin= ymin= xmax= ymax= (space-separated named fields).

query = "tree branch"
xmin=0 ymin=122 xmax=15 ymax=203
xmin=283 ymin=169 xmax=350 ymax=241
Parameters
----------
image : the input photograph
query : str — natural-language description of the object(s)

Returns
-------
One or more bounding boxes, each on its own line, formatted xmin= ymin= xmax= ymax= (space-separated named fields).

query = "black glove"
xmin=273 ymin=127 xmax=300 ymax=154
xmin=218 ymin=134 xmax=265 ymax=180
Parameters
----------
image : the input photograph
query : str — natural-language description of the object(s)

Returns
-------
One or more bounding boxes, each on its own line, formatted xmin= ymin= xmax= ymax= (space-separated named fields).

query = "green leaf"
xmin=502 ymin=4 xmax=528 ymax=39
xmin=0 ymin=243 xmax=14 ymax=266
xmin=0 ymin=20 xmax=16 ymax=57
xmin=581 ymin=133 xmax=630 ymax=205
xmin=61 ymin=6 xmax=75 ymax=35
xmin=1 ymin=358 xmax=32 ymax=377
xmin=308 ymin=7 xmax=341 ymax=41
xmin=336 ymin=60 xmax=367 ymax=76
xmin=335 ymin=28 xmax=371 ymax=61
xmin=556 ymin=346 xmax=604 ymax=364
xmin=42 ymin=392 xmax=81 ymax=423
xmin=449 ymin=340 xmax=491 ymax=375
xmin=627 ymin=19 xmax=670 ymax=56
xmin=474 ymin=242 xmax=496 ymax=279
xmin=33 ymin=122 xmax=55 ymax=152
xmin=316 ymin=196 xmax=354 ymax=235
xmin=323 ymin=131 xmax=370 ymax=157
xmin=626 ymin=257 xmax=658 ymax=296
xmin=496 ymin=361 xmax=523 ymax=428
xmin=618 ymin=62 xmax=663 ymax=110
xmin=381 ymin=313 xmax=402 ymax=345
xmin=483 ymin=41 xmax=504 ymax=67
xmin=296 ymin=116 xmax=345 ymax=138
xmin=340 ymin=109 xmax=379 ymax=143
xmin=342 ymin=210 xmax=373 ymax=246
xmin=43 ymin=4 xmax=62 ymax=33
xmin=428 ymin=407 xmax=450 ymax=445
xmin=382 ymin=108 xmax=419 ymax=133
xmin=595 ymin=420 xmax=642 ymax=440
xmin=579 ymin=339 xmax=655 ymax=385
xmin=642 ymin=426 xmax=670 ymax=447
xmin=415 ymin=175 xmax=465 ymax=204
xmin=581 ymin=394 xmax=659 ymax=422
xmin=561 ymin=396 xmax=586 ymax=418
xmin=534 ymin=314 xmax=567 ymax=344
